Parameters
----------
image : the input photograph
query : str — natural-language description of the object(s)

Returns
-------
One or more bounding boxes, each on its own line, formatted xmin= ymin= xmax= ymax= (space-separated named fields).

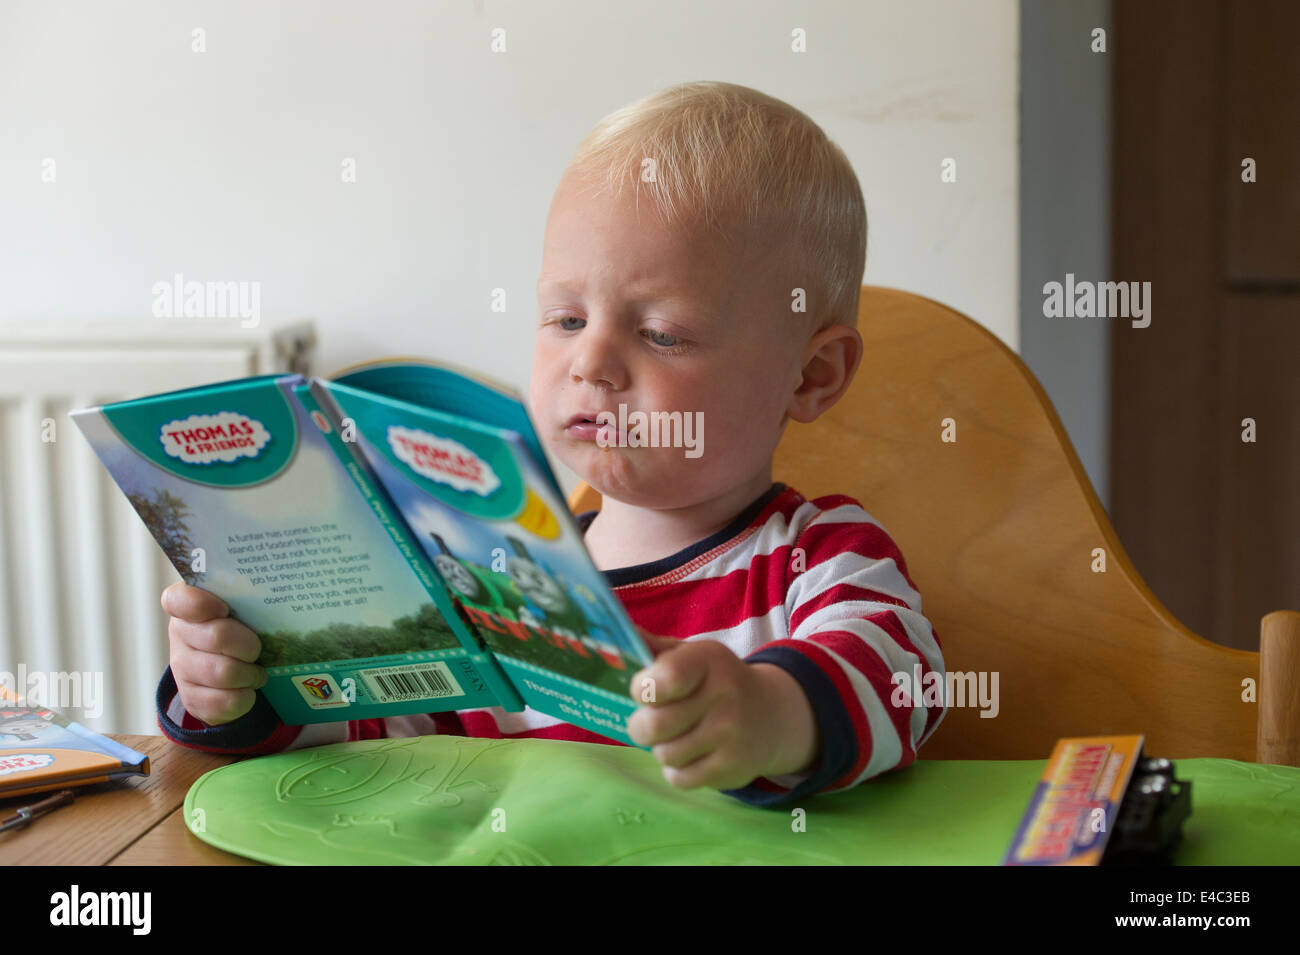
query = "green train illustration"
xmin=428 ymin=533 xmax=528 ymax=620
xmin=428 ymin=533 xmax=630 ymax=664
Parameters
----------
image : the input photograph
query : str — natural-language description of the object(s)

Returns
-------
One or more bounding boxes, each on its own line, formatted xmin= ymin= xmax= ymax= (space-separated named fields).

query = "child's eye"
xmin=642 ymin=328 xmax=681 ymax=348
xmin=556 ymin=316 xmax=585 ymax=331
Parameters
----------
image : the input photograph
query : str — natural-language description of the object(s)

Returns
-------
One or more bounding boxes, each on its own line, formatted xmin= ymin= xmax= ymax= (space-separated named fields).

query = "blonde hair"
xmin=566 ymin=81 xmax=867 ymax=328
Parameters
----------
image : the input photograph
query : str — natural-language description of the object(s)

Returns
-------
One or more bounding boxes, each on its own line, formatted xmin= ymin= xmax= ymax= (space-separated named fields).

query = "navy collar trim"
xmin=577 ymin=482 xmax=787 ymax=588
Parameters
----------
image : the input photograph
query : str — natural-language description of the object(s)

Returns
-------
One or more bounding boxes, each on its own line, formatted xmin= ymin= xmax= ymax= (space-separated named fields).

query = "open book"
xmin=71 ymin=360 xmax=653 ymax=745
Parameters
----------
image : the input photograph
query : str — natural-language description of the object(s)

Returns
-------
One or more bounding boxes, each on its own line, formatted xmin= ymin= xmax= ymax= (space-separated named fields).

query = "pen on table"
xmin=0 ymin=789 xmax=77 ymax=833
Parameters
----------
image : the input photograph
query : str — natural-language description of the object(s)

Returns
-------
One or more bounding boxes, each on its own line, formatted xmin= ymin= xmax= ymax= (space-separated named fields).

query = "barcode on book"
xmin=359 ymin=663 xmax=464 ymax=703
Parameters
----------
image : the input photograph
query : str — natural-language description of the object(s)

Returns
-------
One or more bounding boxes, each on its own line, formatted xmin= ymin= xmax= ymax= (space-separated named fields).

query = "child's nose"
xmin=568 ymin=326 xmax=626 ymax=389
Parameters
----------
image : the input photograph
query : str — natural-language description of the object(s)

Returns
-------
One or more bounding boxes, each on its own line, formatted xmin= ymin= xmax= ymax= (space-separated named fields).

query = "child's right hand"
xmin=161 ymin=582 xmax=267 ymax=726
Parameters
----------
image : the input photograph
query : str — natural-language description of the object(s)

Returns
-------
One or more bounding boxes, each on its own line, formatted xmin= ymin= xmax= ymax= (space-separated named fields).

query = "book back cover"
xmin=71 ymin=374 xmax=501 ymax=726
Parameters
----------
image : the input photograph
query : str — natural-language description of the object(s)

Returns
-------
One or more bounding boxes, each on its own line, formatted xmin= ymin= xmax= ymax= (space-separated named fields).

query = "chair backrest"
xmin=568 ymin=286 xmax=1265 ymax=762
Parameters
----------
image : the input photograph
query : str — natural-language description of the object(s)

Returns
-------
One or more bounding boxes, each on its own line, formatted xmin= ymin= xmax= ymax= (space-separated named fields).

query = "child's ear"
xmin=787 ymin=324 xmax=863 ymax=424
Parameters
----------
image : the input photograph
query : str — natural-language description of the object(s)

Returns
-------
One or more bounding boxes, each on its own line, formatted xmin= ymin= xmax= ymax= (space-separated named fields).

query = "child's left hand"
xmin=626 ymin=631 xmax=820 ymax=791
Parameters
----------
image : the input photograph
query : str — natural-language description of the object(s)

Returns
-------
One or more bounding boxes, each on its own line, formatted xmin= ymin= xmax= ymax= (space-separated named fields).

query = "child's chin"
xmin=569 ymin=448 xmax=641 ymax=493
xmin=576 ymin=455 xmax=704 ymax=508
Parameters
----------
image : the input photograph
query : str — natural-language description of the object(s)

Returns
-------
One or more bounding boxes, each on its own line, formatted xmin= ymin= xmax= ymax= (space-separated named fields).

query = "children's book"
xmin=0 ymin=686 xmax=150 ymax=799
xmin=1003 ymin=734 xmax=1146 ymax=865
xmin=71 ymin=359 xmax=654 ymax=746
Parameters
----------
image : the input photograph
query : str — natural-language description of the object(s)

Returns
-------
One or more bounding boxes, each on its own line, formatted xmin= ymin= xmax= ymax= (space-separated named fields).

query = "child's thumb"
xmin=637 ymin=629 xmax=681 ymax=655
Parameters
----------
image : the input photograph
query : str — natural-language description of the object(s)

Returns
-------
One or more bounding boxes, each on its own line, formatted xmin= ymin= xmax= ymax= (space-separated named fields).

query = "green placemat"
xmin=182 ymin=735 xmax=1300 ymax=865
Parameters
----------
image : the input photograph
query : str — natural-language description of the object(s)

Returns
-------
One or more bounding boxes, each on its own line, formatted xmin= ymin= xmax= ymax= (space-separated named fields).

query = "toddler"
xmin=159 ymin=81 xmax=947 ymax=807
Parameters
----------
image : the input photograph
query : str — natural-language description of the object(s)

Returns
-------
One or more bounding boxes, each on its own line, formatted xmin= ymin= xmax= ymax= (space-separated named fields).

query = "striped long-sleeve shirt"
xmin=156 ymin=482 xmax=947 ymax=807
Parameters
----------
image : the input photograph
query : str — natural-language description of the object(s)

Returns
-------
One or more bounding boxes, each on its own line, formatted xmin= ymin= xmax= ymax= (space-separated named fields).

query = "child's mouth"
xmin=564 ymin=412 xmax=620 ymax=444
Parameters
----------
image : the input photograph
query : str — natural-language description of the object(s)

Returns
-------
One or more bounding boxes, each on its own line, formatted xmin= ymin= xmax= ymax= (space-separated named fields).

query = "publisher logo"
xmin=160 ymin=412 xmax=271 ymax=465
xmin=292 ymin=673 xmax=349 ymax=709
xmin=387 ymin=425 xmax=500 ymax=496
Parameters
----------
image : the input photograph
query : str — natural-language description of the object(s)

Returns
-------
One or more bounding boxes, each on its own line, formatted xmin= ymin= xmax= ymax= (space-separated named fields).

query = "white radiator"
xmin=0 ymin=318 xmax=315 ymax=737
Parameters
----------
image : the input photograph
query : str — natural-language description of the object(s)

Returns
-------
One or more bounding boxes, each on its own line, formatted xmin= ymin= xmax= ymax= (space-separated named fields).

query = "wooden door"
xmin=1111 ymin=0 xmax=1299 ymax=650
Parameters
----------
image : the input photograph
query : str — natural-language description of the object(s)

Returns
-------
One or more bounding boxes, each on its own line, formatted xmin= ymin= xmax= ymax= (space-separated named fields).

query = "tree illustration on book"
xmin=257 ymin=602 xmax=462 ymax=668
xmin=125 ymin=486 xmax=202 ymax=585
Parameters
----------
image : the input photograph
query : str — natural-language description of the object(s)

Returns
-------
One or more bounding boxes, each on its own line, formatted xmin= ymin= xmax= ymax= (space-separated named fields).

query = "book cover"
xmin=314 ymin=371 xmax=654 ymax=742
xmin=70 ymin=363 xmax=655 ymax=745
xmin=71 ymin=373 xmax=503 ymax=726
xmin=291 ymin=379 xmax=526 ymax=714
xmin=1003 ymin=734 xmax=1146 ymax=865
xmin=0 ymin=685 xmax=149 ymax=799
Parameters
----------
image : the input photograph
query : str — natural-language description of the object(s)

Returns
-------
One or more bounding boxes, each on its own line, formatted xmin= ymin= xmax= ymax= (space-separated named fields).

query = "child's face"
xmin=530 ymin=170 xmax=807 ymax=509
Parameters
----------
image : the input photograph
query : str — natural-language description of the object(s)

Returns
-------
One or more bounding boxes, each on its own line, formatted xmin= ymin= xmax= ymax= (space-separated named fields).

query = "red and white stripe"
xmin=159 ymin=486 xmax=947 ymax=798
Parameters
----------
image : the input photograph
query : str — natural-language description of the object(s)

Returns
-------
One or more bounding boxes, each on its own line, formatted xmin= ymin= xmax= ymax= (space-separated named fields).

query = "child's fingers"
xmin=176 ymin=682 xmax=258 ymax=726
xmin=161 ymin=581 xmax=229 ymax=624
xmin=168 ymin=616 xmax=262 ymax=663
xmin=637 ymin=627 xmax=681 ymax=656
xmin=646 ymin=635 xmax=682 ymax=657
xmin=172 ymin=641 xmax=267 ymax=691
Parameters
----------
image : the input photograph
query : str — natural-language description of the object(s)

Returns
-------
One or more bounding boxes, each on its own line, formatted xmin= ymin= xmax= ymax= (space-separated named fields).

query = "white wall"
xmin=0 ymin=0 xmax=1020 ymax=493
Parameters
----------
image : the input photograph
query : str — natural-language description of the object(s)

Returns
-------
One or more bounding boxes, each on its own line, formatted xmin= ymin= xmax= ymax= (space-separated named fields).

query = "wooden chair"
xmin=567 ymin=286 xmax=1300 ymax=765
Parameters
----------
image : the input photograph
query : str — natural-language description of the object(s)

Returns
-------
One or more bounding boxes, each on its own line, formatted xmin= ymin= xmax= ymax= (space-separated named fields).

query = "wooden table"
xmin=0 ymin=735 xmax=259 ymax=866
